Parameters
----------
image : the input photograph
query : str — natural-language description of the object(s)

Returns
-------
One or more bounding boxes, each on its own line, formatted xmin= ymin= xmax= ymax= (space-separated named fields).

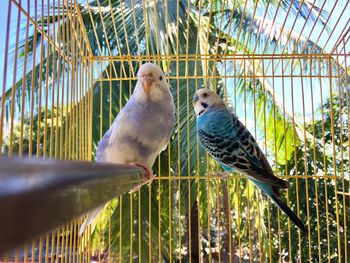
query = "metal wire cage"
xmin=0 ymin=0 xmax=349 ymax=262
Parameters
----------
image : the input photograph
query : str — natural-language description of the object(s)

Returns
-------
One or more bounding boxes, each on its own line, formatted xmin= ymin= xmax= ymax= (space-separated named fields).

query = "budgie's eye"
xmin=159 ymin=76 xmax=163 ymax=81
xmin=203 ymin=93 xmax=208 ymax=98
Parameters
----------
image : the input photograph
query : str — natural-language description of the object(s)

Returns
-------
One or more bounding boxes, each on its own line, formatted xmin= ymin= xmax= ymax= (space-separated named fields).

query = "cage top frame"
xmin=10 ymin=0 xmax=350 ymax=61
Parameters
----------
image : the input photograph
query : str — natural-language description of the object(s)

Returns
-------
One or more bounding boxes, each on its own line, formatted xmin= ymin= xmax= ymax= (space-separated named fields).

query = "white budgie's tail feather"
xmin=79 ymin=205 xmax=104 ymax=236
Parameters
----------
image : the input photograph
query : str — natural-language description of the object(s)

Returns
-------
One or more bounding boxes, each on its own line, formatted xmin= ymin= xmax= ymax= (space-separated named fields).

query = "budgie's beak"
xmin=193 ymin=94 xmax=199 ymax=104
xmin=141 ymin=74 xmax=155 ymax=94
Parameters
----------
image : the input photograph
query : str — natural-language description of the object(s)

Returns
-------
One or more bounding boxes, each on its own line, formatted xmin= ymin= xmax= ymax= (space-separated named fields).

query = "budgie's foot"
xmin=220 ymin=172 xmax=231 ymax=179
xmin=129 ymin=163 xmax=154 ymax=193
xmin=136 ymin=163 xmax=154 ymax=184
xmin=207 ymin=171 xmax=232 ymax=179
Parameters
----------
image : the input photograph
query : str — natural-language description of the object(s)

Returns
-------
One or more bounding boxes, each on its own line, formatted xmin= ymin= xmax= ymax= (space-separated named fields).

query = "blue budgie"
xmin=193 ymin=88 xmax=306 ymax=232
xmin=79 ymin=63 xmax=175 ymax=235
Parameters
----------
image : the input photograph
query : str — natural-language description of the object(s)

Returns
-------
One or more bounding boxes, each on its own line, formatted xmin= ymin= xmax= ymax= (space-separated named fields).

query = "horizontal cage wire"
xmin=0 ymin=0 xmax=349 ymax=262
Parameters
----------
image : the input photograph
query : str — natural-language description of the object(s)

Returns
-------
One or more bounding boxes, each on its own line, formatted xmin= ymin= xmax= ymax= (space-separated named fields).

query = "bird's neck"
xmin=133 ymin=84 xmax=171 ymax=103
xmin=197 ymin=105 xmax=225 ymax=117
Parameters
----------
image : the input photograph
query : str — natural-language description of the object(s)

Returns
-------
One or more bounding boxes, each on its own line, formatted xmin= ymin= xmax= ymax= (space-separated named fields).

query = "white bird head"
xmin=193 ymin=88 xmax=225 ymax=116
xmin=135 ymin=63 xmax=169 ymax=102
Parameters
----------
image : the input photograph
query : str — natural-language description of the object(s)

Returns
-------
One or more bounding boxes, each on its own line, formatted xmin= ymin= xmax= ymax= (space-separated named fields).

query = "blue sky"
xmin=0 ymin=1 xmax=7 ymax=40
xmin=0 ymin=1 xmax=8 ymax=77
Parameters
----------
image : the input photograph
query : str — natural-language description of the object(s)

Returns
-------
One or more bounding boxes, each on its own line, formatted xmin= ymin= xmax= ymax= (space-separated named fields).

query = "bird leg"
xmin=129 ymin=163 xmax=154 ymax=193
xmin=207 ymin=171 xmax=232 ymax=179
xmin=220 ymin=172 xmax=232 ymax=179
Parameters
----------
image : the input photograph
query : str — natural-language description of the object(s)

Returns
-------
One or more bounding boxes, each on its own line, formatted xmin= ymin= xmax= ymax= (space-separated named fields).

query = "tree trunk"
xmin=190 ymin=200 xmax=200 ymax=262
xmin=222 ymin=181 xmax=236 ymax=261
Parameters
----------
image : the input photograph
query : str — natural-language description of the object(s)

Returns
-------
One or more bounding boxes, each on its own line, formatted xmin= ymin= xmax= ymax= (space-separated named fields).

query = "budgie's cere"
xmin=79 ymin=63 xmax=175 ymax=235
xmin=193 ymin=88 xmax=306 ymax=232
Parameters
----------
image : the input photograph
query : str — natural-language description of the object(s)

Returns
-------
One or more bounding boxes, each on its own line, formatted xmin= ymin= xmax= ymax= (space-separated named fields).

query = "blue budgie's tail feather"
xmin=270 ymin=194 xmax=307 ymax=233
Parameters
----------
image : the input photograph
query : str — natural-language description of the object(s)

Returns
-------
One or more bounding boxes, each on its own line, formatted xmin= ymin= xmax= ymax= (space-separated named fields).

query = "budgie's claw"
xmin=220 ymin=172 xmax=231 ymax=179
xmin=129 ymin=163 xmax=154 ymax=193
xmin=207 ymin=171 xmax=231 ymax=179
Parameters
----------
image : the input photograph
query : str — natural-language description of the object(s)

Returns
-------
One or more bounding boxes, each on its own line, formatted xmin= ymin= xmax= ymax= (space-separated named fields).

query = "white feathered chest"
xmin=95 ymin=90 xmax=175 ymax=168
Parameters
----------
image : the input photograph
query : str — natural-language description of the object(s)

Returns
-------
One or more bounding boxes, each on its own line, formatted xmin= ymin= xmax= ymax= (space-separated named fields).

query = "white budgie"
xmin=79 ymin=63 xmax=175 ymax=235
